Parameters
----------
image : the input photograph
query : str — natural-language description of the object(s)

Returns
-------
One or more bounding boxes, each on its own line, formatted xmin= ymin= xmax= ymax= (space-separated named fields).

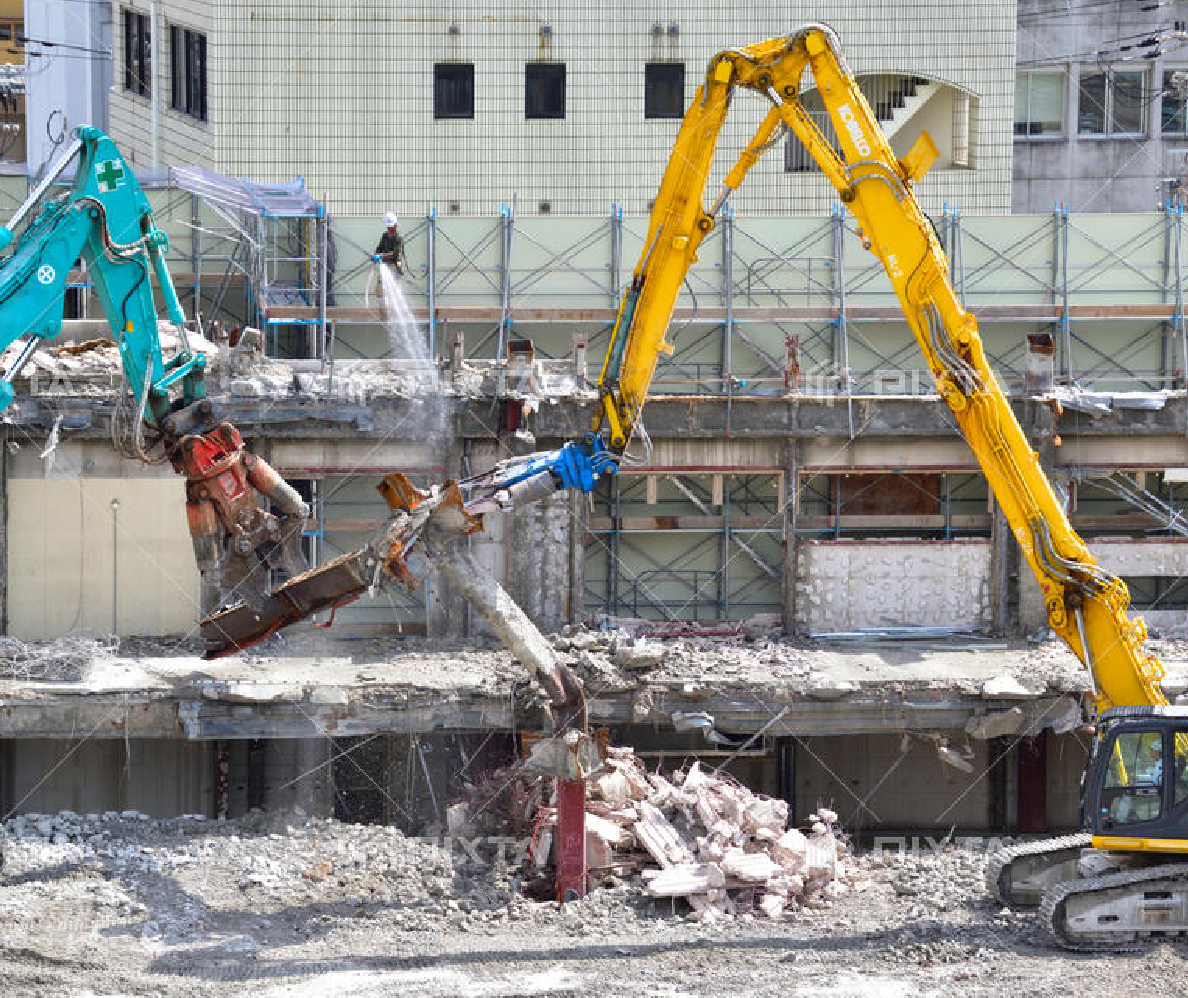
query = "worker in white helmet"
xmin=372 ymin=212 xmax=406 ymax=275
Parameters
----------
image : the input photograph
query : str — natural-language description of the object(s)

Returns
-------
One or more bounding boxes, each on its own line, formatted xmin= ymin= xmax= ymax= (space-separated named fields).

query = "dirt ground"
xmin=1 ymin=811 xmax=1186 ymax=997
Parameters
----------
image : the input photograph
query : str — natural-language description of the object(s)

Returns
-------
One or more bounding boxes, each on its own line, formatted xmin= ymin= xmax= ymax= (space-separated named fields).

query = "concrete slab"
xmin=0 ymin=632 xmax=1184 ymax=741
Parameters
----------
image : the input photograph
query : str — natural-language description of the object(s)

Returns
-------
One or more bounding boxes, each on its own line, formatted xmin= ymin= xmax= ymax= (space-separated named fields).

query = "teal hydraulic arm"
xmin=0 ymin=126 xmax=205 ymax=419
xmin=0 ymin=127 xmax=309 ymax=613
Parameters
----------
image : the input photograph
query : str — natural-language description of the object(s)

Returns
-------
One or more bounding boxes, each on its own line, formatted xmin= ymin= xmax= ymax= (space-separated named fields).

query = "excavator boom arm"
xmin=0 ymin=127 xmax=309 ymax=612
xmin=592 ymin=24 xmax=1165 ymax=713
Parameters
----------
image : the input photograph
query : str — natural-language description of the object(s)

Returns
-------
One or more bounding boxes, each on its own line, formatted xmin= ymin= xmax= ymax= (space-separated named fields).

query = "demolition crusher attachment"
xmin=200 ymin=469 xmax=602 ymax=901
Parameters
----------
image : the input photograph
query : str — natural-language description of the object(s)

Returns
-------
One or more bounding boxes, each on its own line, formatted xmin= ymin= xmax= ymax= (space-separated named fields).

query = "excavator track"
xmin=986 ymin=833 xmax=1093 ymax=908
xmin=1040 ymin=861 xmax=1188 ymax=950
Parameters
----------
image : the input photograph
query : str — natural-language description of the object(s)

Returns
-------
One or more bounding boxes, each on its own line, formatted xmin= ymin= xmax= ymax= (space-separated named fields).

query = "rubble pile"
xmin=0 ymin=809 xmax=505 ymax=944
xmin=583 ymin=747 xmax=861 ymax=921
xmin=553 ymin=624 xmax=815 ymax=694
xmin=868 ymin=844 xmax=1008 ymax=967
xmin=874 ymin=842 xmax=990 ymax=917
xmin=0 ymin=325 xmax=219 ymax=387
xmin=442 ymin=742 xmax=861 ymax=920
xmin=0 ymin=809 xmax=1162 ymax=995
xmin=4 ymin=325 xmax=593 ymax=411
xmin=0 ymin=634 xmax=118 ymax=681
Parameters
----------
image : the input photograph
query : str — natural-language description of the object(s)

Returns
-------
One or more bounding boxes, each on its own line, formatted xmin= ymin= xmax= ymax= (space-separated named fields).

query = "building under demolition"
xmin=1 ymin=187 xmax=1186 ymax=839
xmin=0 ymin=2 xmax=1186 ymax=850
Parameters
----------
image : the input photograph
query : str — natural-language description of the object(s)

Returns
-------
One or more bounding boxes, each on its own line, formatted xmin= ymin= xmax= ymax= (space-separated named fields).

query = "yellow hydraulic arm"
xmin=594 ymin=23 xmax=1165 ymax=715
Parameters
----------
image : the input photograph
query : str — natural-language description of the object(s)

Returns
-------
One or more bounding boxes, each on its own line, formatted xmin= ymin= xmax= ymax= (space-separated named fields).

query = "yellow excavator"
xmin=204 ymin=23 xmax=1188 ymax=945
xmin=593 ymin=22 xmax=1188 ymax=948
xmin=589 ymin=22 xmax=1186 ymax=949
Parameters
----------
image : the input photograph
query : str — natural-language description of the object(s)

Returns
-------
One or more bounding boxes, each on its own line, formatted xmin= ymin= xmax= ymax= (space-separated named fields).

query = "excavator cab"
xmin=1086 ymin=708 xmax=1188 ymax=846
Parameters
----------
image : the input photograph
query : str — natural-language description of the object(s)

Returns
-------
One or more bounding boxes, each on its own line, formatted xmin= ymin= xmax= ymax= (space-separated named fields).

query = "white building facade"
xmin=107 ymin=1 xmax=1016 ymax=217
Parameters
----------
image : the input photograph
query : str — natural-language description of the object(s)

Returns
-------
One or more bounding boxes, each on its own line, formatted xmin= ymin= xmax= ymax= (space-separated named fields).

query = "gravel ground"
xmin=1 ymin=811 xmax=1187 ymax=997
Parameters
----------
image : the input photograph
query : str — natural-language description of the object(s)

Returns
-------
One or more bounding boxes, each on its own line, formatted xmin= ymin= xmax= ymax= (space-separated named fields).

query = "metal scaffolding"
xmin=138 ymin=188 xmax=1188 ymax=626
xmin=168 ymin=164 xmax=329 ymax=357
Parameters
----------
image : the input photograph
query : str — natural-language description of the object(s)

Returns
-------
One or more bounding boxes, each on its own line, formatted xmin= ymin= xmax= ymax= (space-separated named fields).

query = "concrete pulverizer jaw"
xmin=164 ymin=397 xmax=312 ymax=616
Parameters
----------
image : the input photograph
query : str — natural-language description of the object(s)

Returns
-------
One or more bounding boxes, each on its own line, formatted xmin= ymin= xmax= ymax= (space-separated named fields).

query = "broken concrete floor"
xmin=2 ymin=630 xmax=1188 ymax=993
xmin=0 ymin=628 xmax=1163 ymax=743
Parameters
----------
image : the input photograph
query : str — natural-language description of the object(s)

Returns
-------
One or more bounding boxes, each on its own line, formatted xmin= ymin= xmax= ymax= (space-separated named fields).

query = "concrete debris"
xmin=806 ymin=676 xmax=861 ymax=700
xmin=980 ymin=675 xmax=1034 ymax=699
xmin=935 ymin=743 xmax=976 ymax=773
xmin=441 ymin=743 xmax=854 ymax=922
xmin=613 ymin=637 xmax=666 ymax=671
xmin=0 ymin=634 xmax=117 ymax=682
xmin=604 ymin=613 xmax=783 ymax=641
xmin=6 ymin=322 xmax=601 ymax=412
xmin=0 ymin=324 xmax=219 ymax=381
xmin=200 ymin=680 xmax=304 ymax=703
xmin=810 ymin=625 xmax=981 ymax=641
xmin=0 ymin=804 xmax=1159 ymax=995
xmin=670 ymin=710 xmax=735 ymax=745
xmin=582 ymin=749 xmax=853 ymax=922
xmin=1047 ymin=695 xmax=1086 ymax=735
xmin=965 ymin=707 xmax=1025 ymax=740
xmin=1039 ymin=386 xmax=1172 ymax=416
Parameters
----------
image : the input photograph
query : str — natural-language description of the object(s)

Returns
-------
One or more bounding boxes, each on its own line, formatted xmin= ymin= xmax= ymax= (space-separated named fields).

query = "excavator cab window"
xmin=1099 ymin=729 xmax=1165 ymax=827
xmin=1175 ymin=731 xmax=1188 ymax=809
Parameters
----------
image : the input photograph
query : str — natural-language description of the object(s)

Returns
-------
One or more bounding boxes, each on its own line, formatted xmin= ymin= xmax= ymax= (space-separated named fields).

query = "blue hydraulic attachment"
xmin=460 ymin=432 xmax=618 ymax=514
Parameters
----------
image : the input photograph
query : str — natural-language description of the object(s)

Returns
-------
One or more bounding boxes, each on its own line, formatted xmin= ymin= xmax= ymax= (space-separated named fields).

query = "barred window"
xmin=170 ymin=26 xmax=207 ymax=122
xmin=123 ymin=9 xmax=150 ymax=97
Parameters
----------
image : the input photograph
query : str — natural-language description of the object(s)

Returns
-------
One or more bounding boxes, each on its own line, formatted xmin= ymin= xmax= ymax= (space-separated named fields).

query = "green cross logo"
xmin=95 ymin=160 xmax=125 ymax=193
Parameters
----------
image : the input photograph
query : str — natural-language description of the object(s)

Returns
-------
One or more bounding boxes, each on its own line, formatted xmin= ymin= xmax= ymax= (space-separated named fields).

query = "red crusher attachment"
xmin=161 ymin=398 xmax=310 ymax=613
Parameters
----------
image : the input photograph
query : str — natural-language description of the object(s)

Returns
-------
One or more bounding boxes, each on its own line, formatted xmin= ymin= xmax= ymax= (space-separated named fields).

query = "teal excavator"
xmin=0 ymin=127 xmax=309 ymax=605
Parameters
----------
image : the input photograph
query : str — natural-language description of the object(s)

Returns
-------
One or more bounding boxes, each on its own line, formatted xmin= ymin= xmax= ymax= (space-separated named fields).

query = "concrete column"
xmin=781 ymin=439 xmax=801 ymax=636
xmin=567 ymin=487 xmax=587 ymax=625
xmin=776 ymin=737 xmax=796 ymax=819
xmin=989 ymin=498 xmax=1012 ymax=636
xmin=264 ymin=739 xmax=332 ymax=817
xmin=508 ymin=493 xmax=570 ymax=633
xmin=988 ymin=735 xmax=1010 ymax=832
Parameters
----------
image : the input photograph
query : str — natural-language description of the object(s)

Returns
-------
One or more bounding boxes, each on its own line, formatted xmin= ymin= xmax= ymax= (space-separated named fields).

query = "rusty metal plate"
xmin=201 ymin=548 xmax=373 ymax=659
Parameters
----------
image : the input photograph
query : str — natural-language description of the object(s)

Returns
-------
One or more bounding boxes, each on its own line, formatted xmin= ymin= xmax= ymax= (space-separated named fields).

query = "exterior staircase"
xmin=868 ymin=76 xmax=937 ymax=140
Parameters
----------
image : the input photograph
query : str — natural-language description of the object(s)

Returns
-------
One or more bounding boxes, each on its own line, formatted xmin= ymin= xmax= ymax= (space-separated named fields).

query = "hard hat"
xmin=383 ymin=212 xmax=398 ymax=227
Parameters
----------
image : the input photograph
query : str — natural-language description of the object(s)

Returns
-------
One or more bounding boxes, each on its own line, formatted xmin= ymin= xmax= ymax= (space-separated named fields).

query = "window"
xmin=1162 ymin=70 xmax=1188 ymax=135
xmin=123 ymin=9 xmax=150 ymax=97
xmin=1014 ymin=71 xmax=1064 ymax=136
xmin=1078 ymin=68 xmax=1145 ymax=136
xmin=1100 ymin=730 xmax=1164 ymax=826
xmin=1176 ymin=731 xmax=1188 ymax=808
xmin=645 ymin=62 xmax=685 ymax=119
xmin=170 ymin=26 xmax=207 ymax=121
xmin=525 ymin=63 xmax=565 ymax=119
xmin=434 ymin=63 xmax=474 ymax=119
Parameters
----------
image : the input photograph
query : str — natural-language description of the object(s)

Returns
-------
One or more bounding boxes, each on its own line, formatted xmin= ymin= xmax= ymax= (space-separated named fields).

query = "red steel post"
xmin=554 ymin=777 xmax=587 ymax=902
